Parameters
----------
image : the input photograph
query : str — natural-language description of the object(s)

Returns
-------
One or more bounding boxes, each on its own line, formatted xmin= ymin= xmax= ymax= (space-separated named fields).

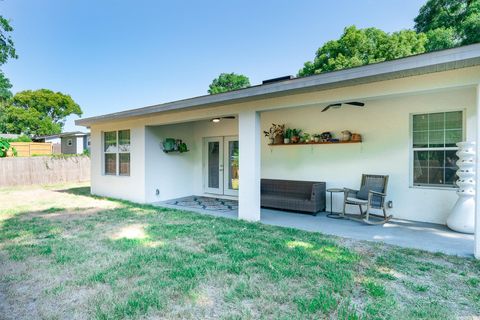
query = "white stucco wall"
xmin=90 ymin=123 xmax=146 ymax=203
xmin=144 ymin=123 xmax=195 ymax=202
xmin=261 ymin=87 xmax=476 ymax=224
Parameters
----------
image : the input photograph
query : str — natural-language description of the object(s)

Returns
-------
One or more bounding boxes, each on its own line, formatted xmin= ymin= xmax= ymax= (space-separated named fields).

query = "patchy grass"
xmin=0 ymin=184 xmax=479 ymax=319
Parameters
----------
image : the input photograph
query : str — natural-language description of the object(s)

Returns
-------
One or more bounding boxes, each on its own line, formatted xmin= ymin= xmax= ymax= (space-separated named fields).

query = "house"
xmin=76 ymin=44 xmax=480 ymax=258
xmin=34 ymin=132 xmax=90 ymax=154
xmin=0 ymin=134 xmax=21 ymax=140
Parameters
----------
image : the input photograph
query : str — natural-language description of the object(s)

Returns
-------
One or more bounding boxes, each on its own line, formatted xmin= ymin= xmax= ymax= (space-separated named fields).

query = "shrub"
xmin=0 ymin=138 xmax=17 ymax=157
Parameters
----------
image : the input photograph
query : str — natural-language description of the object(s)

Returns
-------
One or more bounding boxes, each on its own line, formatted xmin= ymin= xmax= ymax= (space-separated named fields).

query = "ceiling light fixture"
xmin=211 ymin=116 xmax=235 ymax=123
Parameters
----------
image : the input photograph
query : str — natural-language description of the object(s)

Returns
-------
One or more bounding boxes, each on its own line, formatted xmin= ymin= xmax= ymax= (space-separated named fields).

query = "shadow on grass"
xmin=56 ymin=186 xmax=91 ymax=197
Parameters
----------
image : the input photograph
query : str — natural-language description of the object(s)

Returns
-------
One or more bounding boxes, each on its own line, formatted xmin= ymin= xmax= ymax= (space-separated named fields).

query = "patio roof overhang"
xmin=76 ymin=44 xmax=480 ymax=127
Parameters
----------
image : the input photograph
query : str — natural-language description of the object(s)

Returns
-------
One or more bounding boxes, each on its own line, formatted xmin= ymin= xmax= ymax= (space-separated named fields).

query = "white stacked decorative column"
xmin=447 ymin=141 xmax=475 ymax=234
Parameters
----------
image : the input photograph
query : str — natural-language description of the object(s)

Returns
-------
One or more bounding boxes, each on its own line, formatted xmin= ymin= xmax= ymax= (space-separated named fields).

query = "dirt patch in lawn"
xmin=110 ymin=223 xmax=148 ymax=240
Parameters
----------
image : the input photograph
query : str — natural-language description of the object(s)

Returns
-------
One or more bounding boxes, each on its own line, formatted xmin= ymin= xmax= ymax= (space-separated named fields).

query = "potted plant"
xmin=264 ymin=123 xmax=285 ymax=145
xmin=313 ymin=134 xmax=321 ymax=143
xmin=303 ymin=133 xmax=311 ymax=144
xmin=263 ymin=129 xmax=275 ymax=144
xmin=284 ymin=128 xmax=292 ymax=144
xmin=291 ymin=129 xmax=302 ymax=143
xmin=273 ymin=124 xmax=285 ymax=144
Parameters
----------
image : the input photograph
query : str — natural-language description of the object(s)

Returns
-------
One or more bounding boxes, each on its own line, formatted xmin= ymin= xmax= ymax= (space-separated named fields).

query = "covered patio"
xmin=77 ymin=44 xmax=480 ymax=259
xmin=157 ymin=197 xmax=474 ymax=257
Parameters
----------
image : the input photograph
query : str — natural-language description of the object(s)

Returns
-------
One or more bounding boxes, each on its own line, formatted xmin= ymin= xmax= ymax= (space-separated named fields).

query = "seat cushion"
xmin=346 ymin=197 xmax=368 ymax=205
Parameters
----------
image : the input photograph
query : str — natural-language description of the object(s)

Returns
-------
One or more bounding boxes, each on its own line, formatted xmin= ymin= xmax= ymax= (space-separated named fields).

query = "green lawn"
xmin=0 ymin=184 xmax=479 ymax=319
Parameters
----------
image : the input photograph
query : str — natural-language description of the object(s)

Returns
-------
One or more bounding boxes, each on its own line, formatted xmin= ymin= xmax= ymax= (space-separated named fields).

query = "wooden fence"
xmin=9 ymin=142 xmax=53 ymax=157
xmin=0 ymin=156 xmax=90 ymax=187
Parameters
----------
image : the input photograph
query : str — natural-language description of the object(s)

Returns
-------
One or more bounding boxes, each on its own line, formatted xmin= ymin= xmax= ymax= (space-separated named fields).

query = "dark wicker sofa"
xmin=261 ymin=179 xmax=326 ymax=214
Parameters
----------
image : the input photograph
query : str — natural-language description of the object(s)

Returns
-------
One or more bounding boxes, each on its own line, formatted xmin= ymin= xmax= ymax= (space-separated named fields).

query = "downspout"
xmin=475 ymin=84 xmax=480 ymax=259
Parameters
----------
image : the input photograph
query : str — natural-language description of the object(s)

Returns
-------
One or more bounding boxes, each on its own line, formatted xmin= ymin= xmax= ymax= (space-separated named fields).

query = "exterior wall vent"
xmin=262 ymin=75 xmax=294 ymax=85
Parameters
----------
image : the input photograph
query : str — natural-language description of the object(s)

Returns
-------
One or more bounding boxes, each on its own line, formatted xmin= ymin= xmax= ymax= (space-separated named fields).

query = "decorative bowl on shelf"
xmin=351 ymin=133 xmax=362 ymax=142
xmin=162 ymin=138 xmax=176 ymax=152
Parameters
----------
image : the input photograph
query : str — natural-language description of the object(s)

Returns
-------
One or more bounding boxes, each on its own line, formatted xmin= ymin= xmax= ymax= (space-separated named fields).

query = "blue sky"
xmin=2 ymin=0 xmax=425 ymax=132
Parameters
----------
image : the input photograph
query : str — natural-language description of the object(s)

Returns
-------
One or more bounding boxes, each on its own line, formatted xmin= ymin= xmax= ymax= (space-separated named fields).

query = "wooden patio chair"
xmin=342 ymin=174 xmax=392 ymax=225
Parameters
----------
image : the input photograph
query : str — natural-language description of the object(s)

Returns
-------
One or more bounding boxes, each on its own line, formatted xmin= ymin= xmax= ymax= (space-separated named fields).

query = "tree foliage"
xmin=208 ymin=73 xmax=250 ymax=94
xmin=0 ymin=89 xmax=82 ymax=136
xmin=414 ymin=0 xmax=480 ymax=45
xmin=0 ymin=71 xmax=13 ymax=101
xmin=298 ymin=26 xmax=427 ymax=76
xmin=0 ymin=16 xmax=17 ymax=100
xmin=0 ymin=16 xmax=17 ymax=65
xmin=424 ymin=27 xmax=457 ymax=51
xmin=299 ymin=0 xmax=480 ymax=77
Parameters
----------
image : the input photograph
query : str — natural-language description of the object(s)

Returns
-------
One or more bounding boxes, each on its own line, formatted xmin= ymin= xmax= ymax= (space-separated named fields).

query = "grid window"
xmin=104 ymin=130 xmax=130 ymax=176
xmin=412 ymin=111 xmax=462 ymax=187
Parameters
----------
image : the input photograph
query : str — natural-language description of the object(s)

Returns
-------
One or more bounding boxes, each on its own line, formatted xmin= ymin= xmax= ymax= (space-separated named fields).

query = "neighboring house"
xmin=34 ymin=132 xmax=90 ymax=154
xmin=76 ymin=44 xmax=480 ymax=257
xmin=0 ymin=134 xmax=21 ymax=140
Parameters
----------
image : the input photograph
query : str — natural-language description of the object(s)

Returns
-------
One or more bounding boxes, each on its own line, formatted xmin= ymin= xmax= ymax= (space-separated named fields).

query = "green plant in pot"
xmin=302 ymin=133 xmax=311 ymax=143
xmin=284 ymin=128 xmax=292 ymax=144
xmin=290 ymin=129 xmax=302 ymax=143
xmin=178 ymin=142 xmax=188 ymax=153
xmin=313 ymin=134 xmax=321 ymax=143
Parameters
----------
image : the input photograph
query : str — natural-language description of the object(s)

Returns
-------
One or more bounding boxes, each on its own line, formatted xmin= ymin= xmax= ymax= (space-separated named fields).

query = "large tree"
xmin=414 ymin=0 xmax=480 ymax=46
xmin=298 ymin=26 xmax=427 ymax=76
xmin=0 ymin=16 xmax=17 ymax=101
xmin=0 ymin=89 xmax=82 ymax=136
xmin=208 ymin=73 xmax=250 ymax=94
xmin=0 ymin=71 xmax=12 ymax=101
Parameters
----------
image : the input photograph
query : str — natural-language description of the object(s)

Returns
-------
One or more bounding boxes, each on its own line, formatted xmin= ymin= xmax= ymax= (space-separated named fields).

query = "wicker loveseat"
xmin=261 ymin=179 xmax=326 ymax=214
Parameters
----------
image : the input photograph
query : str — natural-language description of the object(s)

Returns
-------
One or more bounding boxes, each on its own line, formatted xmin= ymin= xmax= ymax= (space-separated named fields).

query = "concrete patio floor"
xmin=157 ymin=199 xmax=475 ymax=258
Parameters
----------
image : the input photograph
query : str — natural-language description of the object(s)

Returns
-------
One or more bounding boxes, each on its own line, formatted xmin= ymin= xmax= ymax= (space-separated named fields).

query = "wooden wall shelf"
xmin=163 ymin=149 xmax=189 ymax=154
xmin=268 ymin=140 xmax=362 ymax=146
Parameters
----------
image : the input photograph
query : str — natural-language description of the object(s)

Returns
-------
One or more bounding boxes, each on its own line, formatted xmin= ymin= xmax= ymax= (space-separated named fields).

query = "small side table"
xmin=326 ymin=188 xmax=344 ymax=219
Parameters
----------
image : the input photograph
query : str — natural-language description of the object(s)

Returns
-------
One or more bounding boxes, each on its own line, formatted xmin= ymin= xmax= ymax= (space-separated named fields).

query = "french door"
xmin=204 ymin=136 xmax=239 ymax=196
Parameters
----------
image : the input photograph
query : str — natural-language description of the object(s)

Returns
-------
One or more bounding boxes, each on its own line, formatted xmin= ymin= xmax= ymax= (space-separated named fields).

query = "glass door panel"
xmin=204 ymin=137 xmax=223 ymax=194
xmin=224 ymin=136 xmax=239 ymax=196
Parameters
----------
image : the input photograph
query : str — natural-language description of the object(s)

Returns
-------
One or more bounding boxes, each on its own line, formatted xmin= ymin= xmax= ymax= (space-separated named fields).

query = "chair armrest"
xmin=310 ymin=183 xmax=325 ymax=201
xmin=369 ymin=190 xmax=386 ymax=197
xmin=344 ymin=188 xmax=359 ymax=198
xmin=368 ymin=190 xmax=387 ymax=207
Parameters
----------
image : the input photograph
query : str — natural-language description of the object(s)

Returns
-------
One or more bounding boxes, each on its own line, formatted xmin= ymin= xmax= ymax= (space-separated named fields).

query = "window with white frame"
xmin=412 ymin=111 xmax=463 ymax=187
xmin=104 ymin=130 xmax=130 ymax=176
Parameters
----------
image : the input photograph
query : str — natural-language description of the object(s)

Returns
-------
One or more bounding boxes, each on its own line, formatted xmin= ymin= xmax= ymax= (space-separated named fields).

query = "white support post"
xmin=475 ymin=84 xmax=480 ymax=259
xmin=238 ymin=110 xmax=261 ymax=221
